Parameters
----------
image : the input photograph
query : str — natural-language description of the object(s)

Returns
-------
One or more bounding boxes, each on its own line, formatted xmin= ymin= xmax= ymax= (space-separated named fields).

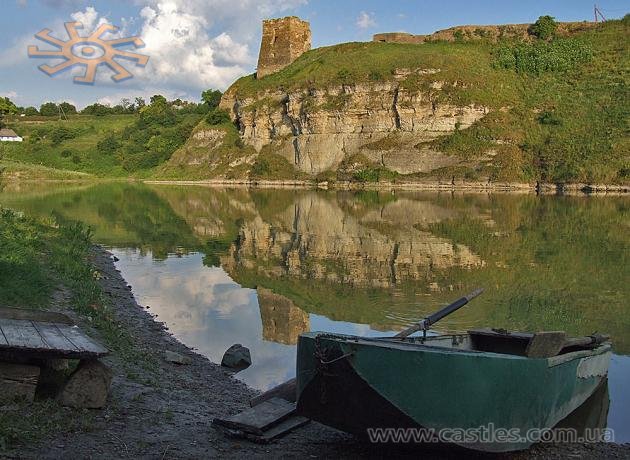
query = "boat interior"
xmin=387 ymin=328 xmax=607 ymax=358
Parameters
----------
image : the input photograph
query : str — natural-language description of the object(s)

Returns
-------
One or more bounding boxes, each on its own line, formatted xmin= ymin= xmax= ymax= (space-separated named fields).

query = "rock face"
xmin=220 ymin=78 xmax=487 ymax=175
xmin=57 ymin=360 xmax=113 ymax=409
xmin=257 ymin=17 xmax=311 ymax=79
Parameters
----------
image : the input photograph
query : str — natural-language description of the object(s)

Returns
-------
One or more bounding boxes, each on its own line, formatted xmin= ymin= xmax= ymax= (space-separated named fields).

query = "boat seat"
xmin=468 ymin=328 xmax=534 ymax=356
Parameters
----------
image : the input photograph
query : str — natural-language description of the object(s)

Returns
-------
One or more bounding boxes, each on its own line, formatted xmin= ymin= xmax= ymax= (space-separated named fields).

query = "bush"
xmin=529 ymin=15 xmax=557 ymax=40
xmin=60 ymin=149 xmax=72 ymax=158
xmin=538 ymin=111 xmax=562 ymax=126
xmin=96 ymin=134 xmax=120 ymax=154
xmin=205 ymin=109 xmax=231 ymax=125
xmin=49 ymin=126 xmax=77 ymax=145
xmin=493 ymin=38 xmax=593 ymax=74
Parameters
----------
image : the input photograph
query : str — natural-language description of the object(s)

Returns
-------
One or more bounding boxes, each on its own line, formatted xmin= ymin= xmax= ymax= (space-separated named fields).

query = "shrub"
xmin=96 ymin=134 xmax=120 ymax=154
xmin=538 ymin=111 xmax=562 ymax=126
xmin=60 ymin=149 xmax=72 ymax=158
xmin=205 ymin=109 xmax=231 ymax=125
xmin=493 ymin=38 xmax=593 ymax=74
xmin=529 ymin=15 xmax=558 ymax=40
xmin=49 ymin=126 xmax=76 ymax=145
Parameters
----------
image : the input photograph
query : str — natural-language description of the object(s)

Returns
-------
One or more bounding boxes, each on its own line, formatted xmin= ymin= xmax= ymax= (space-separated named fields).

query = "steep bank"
xmin=159 ymin=17 xmax=628 ymax=186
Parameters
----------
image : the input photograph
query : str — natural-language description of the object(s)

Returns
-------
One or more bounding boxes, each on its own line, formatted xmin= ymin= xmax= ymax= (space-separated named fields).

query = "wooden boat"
xmin=295 ymin=291 xmax=612 ymax=452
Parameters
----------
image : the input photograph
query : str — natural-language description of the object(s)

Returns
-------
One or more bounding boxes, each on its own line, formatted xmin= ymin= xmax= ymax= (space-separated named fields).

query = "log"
xmin=250 ymin=378 xmax=296 ymax=407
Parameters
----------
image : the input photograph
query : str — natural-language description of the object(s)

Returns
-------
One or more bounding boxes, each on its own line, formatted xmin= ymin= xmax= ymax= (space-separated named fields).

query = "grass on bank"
xmin=0 ymin=209 xmax=153 ymax=451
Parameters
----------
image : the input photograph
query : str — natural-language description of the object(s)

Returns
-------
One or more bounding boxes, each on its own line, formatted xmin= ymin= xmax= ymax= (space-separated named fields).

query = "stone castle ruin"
xmin=256 ymin=16 xmax=311 ymax=79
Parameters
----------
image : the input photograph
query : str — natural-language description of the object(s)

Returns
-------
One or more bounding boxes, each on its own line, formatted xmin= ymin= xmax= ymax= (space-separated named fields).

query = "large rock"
xmin=221 ymin=344 xmax=252 ymax=370
xmin=56 ymin=360 xmax=112 ymax=409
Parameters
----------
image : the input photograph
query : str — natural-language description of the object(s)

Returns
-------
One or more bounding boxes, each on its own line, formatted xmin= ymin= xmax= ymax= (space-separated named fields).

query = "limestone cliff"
xmin=219 ymin=74 xmax=488 ymax=175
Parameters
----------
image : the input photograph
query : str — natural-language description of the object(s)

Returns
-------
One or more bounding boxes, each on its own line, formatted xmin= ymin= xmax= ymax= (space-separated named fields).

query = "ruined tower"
xmin=256 ymin=16 xmax=311 ymax=79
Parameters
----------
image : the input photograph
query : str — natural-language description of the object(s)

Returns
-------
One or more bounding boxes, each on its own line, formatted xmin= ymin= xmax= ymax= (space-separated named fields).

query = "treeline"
xmin=1 ymin=88 xmax=226 ymax=119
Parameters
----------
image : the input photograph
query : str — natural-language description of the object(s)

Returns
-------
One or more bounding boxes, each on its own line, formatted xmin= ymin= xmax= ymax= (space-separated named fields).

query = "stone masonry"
xmin=256 ymin=16 xmax=311 ymax=79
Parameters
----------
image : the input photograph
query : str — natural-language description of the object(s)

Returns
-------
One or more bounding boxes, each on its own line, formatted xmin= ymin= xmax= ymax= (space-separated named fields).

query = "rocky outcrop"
xmin=373 ymin=21 xmax=597 ymax=44
xmin=220 ymin=77 xmax=487 ymax=175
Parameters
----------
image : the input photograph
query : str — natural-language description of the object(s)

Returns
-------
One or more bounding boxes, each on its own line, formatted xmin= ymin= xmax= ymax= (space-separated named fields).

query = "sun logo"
xmin=27 ymin=22 xmax=149 ymax=85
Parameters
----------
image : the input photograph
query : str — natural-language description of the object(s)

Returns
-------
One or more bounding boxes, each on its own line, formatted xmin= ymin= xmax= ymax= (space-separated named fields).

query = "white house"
xmin=0 ymin=128 xmax=23 ymax=142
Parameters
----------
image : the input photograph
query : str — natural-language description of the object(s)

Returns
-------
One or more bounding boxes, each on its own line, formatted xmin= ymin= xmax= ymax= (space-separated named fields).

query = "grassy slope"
xmin=226 ymin=18 xmax=629 ymax=184
xmin=2 ymin=115 xmax=135 ymax=177
xmin=0 ymin=209 xmax=150 ymax=449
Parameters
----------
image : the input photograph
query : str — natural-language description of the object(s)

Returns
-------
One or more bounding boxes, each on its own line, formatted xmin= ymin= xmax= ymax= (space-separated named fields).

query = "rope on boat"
xmin=317 ymin=351 xmax=354 ymax=365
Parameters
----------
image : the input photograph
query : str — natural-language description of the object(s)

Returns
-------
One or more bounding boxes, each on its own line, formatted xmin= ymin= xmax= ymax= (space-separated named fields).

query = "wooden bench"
xmin=0 ymin=307 xmax=109 ymax=403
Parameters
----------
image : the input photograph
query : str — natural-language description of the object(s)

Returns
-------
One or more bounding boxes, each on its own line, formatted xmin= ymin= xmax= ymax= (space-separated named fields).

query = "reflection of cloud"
xmin=109 ymin=249 xmax=399 ymax=391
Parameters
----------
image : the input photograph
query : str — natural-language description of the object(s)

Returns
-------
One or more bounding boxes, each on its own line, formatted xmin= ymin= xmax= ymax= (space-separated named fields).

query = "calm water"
xmin=1 ymin=182 xmax=628 ymax=441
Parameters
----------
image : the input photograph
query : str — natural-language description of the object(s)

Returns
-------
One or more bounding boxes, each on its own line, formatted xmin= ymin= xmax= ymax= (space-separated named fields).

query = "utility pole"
xmin=594 ymin=4 xmax=607 ymax=23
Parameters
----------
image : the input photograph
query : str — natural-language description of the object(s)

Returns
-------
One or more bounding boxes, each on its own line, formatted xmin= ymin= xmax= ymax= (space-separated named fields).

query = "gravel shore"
xmin=18 ymin=246 xmax=630 ymax=459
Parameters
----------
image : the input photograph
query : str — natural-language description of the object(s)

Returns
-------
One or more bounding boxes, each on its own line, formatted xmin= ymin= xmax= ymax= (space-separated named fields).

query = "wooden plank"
xmin=0 ymin=327 xmax=8 ymax=346
xmin=0 ymin=362 xmax=40 ymax=403
xmin=0 ymin=318 xmax=48 ymax=349
xmin=250 ymin=378 xmax=296 ymax=407
xmin=0 ymin=307 xmax=74 ymax=325
xmin=31 ymin=321 xmax=79 ymax=353
xmin=248 ymin=416 xmax=310 ymax=443
xmin=526 ymin=331 xmax=567 ymax=358
xmin=213 ymin=398 xmax=296 ymax=436
xmin=54 ymin=324 xmax=108 ymax=355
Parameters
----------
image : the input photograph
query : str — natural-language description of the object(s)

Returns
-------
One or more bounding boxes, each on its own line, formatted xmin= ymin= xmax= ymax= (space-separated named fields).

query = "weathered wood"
xmin=0 ymin=318 xmax=48 ymax=349
xmin=213 ymin=397 xmax=296 ymax=436
xmin=0 ymin=362 xmax=40 ymax=402
xmin=55 ymin=324 xmax=108 ymax=355
xmin=31 ymin=321 xmax=79 ymax=353
xmin=0 ymin=307 xmax=74 ymax=325
xmin=243 ymin=416 xmax=310 ymax=444
xmin=250 ymin=378 xmax=296 ymax=407
xmin=526 ymin=331 xmax=567 ymax=358
xmin=0 ymin=308 xmax=108 ymax=359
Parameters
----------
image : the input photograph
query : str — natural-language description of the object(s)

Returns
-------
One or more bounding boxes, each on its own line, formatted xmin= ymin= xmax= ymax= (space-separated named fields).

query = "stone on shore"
xmin=221 ymin=344 xmax=252 ymax=369
xmin=164 ymin=350 xmax=192 ymax=365
xmin=57 ymin=360 xmax=113 ymax=409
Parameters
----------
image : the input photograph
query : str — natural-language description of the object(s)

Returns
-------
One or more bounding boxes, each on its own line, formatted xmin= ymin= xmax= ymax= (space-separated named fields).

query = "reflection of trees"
xmin=0 ymin=183 xmax=200 ymax=259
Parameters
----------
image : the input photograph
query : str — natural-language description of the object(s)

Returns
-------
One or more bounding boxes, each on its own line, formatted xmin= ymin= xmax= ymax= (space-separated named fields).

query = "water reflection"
xmin=0 ymin=182 xmax=628 ymax=441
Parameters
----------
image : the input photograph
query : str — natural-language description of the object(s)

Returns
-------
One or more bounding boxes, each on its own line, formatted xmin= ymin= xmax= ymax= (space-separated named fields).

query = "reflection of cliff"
xmin=257 ymin=287 xmax=309 ymax=345
xmin=221 ymin=193 xmax=483 ymax=288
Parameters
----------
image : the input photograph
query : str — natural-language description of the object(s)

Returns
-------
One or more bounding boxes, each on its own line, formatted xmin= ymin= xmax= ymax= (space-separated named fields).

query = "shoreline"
xmin=15 ymin=246 xmax=630 ymax=459
xmin=144 ymin=179 xmax=630 ymax=195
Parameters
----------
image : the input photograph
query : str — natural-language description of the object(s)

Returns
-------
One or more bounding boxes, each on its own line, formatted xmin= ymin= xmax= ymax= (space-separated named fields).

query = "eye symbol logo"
xmin=28 ymin=21 xmax=150 ymax=85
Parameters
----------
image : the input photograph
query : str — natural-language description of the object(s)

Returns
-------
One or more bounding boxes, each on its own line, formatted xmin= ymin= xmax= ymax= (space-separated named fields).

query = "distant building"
xmin=0 ymin=128 xmax=23 ymax=142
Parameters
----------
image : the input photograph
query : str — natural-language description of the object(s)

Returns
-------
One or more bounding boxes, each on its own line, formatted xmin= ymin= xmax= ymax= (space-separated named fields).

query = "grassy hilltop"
xmin=1 ymin=16 xmax=628 ymax=185
xmin=223 ymin=16 xmax=629 ymax=184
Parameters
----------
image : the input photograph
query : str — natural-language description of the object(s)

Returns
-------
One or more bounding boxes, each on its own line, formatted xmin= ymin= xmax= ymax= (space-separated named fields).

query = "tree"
xmin=201 ymin=89 xmax=222 ymax=110
xmin=140 ymin=95 xmax=176 ymax=126
xmin=530 ymin=15 xmax=557 ymax=40
xmin=134 ymin=97 xmax=146 ymax=110
xmin=0 ymin=97 xmax=18 ymax=115
xmin=40 ymin=102 xmax=58 ymax=116
xmin=59 ymin=101 xmax=77 ymax=115
xmin=24 ymin=106 xmax=39 ymax=116
xmin=81 ymin=103 xmax=112 ymax=116
xmin=205 ymin=108 xmax=231 ymax=125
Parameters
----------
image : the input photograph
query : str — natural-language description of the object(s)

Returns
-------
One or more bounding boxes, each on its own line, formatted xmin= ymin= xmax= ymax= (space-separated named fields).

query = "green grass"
xmin=2 ymin=115 xmax=135 ymax=177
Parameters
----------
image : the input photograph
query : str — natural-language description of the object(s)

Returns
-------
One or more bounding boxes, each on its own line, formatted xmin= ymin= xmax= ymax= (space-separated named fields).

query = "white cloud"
xmin=356 ymin=11 xmax=376 ymax=29
xmin=0 ymin=91 xmax=19 ymax=100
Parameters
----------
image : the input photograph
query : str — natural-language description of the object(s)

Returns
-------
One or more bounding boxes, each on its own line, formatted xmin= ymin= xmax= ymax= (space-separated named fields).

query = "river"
xmin=1 ymin=182 xmax=628 ymax=442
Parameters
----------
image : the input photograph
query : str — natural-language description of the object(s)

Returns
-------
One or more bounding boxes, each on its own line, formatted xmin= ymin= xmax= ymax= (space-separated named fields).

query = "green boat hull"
xmin=296 ymin=332 xmax=611 ymax=452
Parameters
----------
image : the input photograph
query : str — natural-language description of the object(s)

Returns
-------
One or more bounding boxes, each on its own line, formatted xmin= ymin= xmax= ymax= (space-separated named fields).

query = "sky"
xmin=0 ymin=0 xmax=627 ymax=109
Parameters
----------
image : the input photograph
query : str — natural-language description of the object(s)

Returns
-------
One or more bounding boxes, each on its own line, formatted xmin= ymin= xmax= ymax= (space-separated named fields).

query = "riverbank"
xmin=145 ymin=178 xmax=630 ymax=195
xmin=4 ymin=245 xmax=626 ymax=458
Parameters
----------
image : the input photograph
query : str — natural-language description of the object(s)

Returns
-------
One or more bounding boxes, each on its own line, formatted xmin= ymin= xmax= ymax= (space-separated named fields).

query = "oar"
xmin=395 ymin=288 xmax=484 ymax=340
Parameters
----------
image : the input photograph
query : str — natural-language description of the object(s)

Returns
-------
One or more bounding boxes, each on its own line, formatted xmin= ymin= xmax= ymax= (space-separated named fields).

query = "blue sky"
xmin=0 ymin=0 xmax=627 ymax=108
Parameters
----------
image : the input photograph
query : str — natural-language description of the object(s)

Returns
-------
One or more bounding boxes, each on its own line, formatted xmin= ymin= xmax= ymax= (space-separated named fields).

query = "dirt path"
xmin=17 ymin=247 xmax=630 ymax=459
